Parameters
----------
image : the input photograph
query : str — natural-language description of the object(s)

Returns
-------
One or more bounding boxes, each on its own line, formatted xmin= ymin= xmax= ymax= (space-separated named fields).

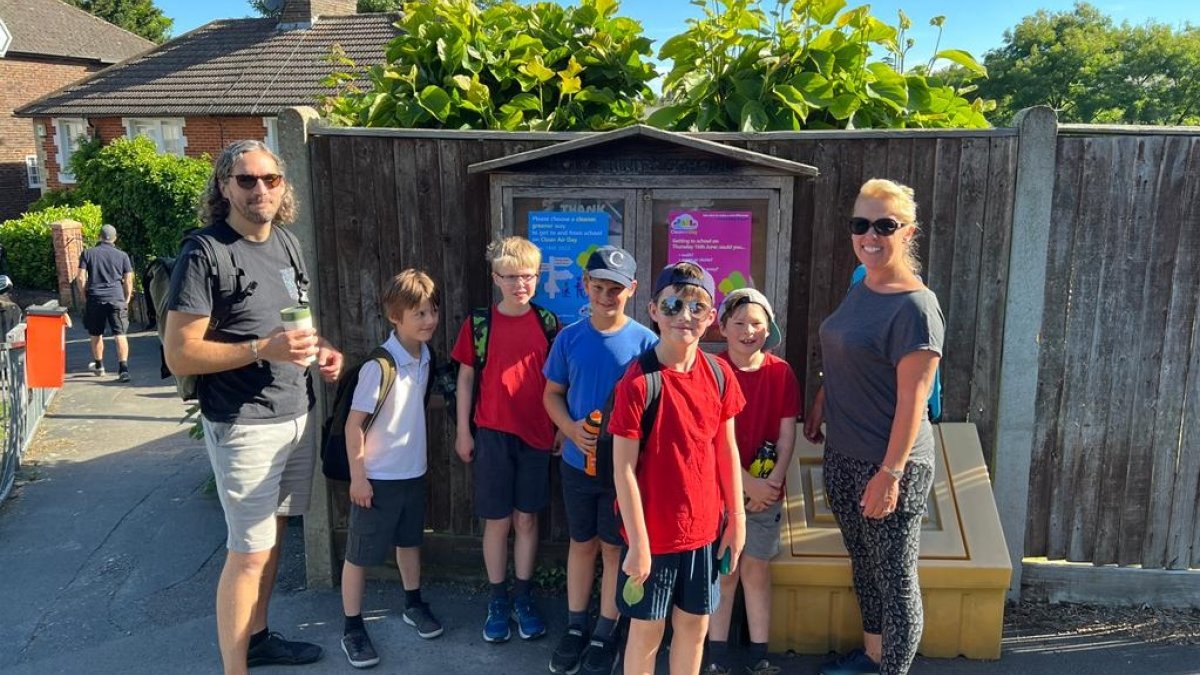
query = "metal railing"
xmin=0 ymin=325 xmax=56 ymax=505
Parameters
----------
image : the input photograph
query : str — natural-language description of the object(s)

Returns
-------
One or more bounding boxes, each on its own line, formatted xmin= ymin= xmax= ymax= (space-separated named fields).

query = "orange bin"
xmin=25 ymin=306 xmax=70 ymax=388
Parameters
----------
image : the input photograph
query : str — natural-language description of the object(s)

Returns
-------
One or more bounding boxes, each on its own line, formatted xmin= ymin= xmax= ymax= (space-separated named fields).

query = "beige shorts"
xmin=202 ymin=414 xmax=315 ymax=553
xmin=743 ymin=500 xmax=783 ymax=561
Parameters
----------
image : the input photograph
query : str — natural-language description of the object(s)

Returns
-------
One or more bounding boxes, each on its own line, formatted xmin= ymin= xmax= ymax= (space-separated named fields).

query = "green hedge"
xmin=0 ymin=204 xmax=103 ymax=290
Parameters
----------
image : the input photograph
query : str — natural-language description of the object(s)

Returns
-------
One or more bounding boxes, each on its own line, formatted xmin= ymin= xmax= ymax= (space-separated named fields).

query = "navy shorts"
xmin=473 ymin=427 xmax=550 ymax=519
xmin=560 ymin=462 xmax=622 ymax=545
xmin=616 ymin=541 xmax=720 ymax=621
xmin=345 ymin=476 xmax=426 ymax=567
xmin=83 ymin=299 xmax=128 ymax=336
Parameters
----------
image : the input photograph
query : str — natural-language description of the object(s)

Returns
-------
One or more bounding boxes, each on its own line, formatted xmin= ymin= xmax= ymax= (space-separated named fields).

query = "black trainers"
xmin=340 ymin=628 xmax=380 ymax=669
xmin=118 ymin=369 xmax=131 ymax=383
xmin=746 ymin=659 xmax=782 ymax=675
xmin=247 ymin=631 xmax=323 ymax=667
xmin=580 ymin=636 xmax=620 ymax=674
xmin=549 ymin=626 xmax=588 ymax=674
xmin=704 ymin=663 xmax=732 ymax=675
xmin=403 ymin=602 xmax=444 ymax=639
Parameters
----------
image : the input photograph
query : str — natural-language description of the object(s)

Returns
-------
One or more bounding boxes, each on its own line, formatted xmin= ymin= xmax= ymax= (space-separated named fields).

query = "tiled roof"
xmin=0 ymin=0 xmax=153 ymax=63
xmin=16 ymin=14 xmax=399 ymax=118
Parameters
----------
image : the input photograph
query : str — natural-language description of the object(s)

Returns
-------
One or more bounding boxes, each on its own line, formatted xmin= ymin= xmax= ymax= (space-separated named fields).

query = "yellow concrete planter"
xmin=770 ymin=423 xmax=1011 ymax=659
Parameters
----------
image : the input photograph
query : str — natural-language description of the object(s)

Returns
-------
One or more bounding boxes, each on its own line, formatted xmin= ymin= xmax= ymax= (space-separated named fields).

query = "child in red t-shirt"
xmin=609 ymin=261 xmax=746 ymax=675
xmin=708 ymin=288 xmax=800 ymax=675
xmin=451 ymin=236 xmax=560 ymax=644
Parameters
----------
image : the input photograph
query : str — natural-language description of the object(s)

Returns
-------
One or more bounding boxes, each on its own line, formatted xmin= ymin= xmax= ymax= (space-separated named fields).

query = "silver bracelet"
xmin=880 ymin=464 xmax=904 ymax=480
xmin=249 ymin=339 xmax=261 ymax=365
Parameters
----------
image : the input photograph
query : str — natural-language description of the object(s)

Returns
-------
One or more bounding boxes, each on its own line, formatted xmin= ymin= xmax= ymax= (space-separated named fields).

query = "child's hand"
xmin=551 ymin=430 xmax=565 ymax=456
xmin=349 ymin=478 xmax=373 ymax=509
xmin=622 ymin=542 xmax=652 ymax=586
xmin=744 ymin=476 xmax=780 ymax=506
xmin=718 ymin=514 xmax=747 ymax=575
xmin=455 ymin=433 xmax=475 ymax=463
xmin=746 ymin=499 xmax=769 ymax=513
xmin=570 ymin=418 xmax=598 ymax=452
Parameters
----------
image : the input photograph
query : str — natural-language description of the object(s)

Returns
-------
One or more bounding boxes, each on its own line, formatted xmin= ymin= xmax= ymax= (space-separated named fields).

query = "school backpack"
xmin=147 ymin=224 xmax=309 ymax=401
xmin=320 ymin=346 xmax=440 ymax=482
xmin=593 ymin=348 xmax=728 ymax=492
xmin=848 ymin=264 xmax=942 ymax=422
xmin=444 ymin=303 xmax=560 ymax=429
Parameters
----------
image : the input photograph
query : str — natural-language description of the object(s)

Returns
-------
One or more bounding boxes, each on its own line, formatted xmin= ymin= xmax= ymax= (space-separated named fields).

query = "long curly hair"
xmin=200 ymin=140 xmax=296 ymax=226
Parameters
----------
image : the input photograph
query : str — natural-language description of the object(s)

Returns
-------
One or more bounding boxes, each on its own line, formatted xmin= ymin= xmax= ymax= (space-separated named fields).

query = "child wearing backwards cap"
xmin=706 ymin=288 xmax=800 ymax=675
xmin=609 ymin=261 xmax=746 ymax=675
xmin=543 ymin=246 xmax=658 ymax=675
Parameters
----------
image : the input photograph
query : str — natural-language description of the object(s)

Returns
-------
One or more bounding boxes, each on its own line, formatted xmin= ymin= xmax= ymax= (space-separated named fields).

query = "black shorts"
xmin=473 ymin=427 xmax=550 ymax=519
xmin=83 ymin=299 xmax=128 ymax=336
xmin=345 ymin=476 xmax=427 ymax=566
xmin=560 ymin=462 xmax=621 ymax=545
xmin=616 ymin=541 xmax=721 ymax=621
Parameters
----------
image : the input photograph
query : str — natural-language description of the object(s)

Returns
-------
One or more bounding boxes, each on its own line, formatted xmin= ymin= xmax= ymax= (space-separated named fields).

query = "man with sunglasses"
xmin=164 ymin=140 xmax=343 ymax=675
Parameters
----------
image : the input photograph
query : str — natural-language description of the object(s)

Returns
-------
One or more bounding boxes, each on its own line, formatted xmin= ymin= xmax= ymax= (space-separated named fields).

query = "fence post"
xmin=993 ymin=106 xmax=1058 ymax=600
xmin=50 ymin=219 xmax=83 ymax=308
xmin=279 ymin=106 xmax=335 ymax=588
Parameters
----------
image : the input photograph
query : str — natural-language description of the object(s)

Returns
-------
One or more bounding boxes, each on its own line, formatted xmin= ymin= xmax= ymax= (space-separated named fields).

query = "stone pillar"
xmin=993 ymin=106 xmax=1058 ymax=600
xmin=51 ymin=220 xmax=84 ymax=307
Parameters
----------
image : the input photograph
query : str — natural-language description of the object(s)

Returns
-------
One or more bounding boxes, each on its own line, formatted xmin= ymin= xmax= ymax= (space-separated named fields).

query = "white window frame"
xmin=54 ymin=118 xmax=88 ymax=184
xmin=25 ymin=155 xmax=42 ymax=189
xmin=263 ymin=117 xmax=279 ymax=155
xmin=123 ymin=117 xmax=187 ymax=156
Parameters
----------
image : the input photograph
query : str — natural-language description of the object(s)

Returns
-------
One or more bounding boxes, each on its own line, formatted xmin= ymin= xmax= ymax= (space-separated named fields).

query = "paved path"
xmin=0 ymin=323 xmax=1196 ymax=674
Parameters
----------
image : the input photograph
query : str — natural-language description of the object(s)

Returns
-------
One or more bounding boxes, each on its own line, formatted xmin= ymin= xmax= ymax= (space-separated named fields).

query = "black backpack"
xmin=149 ymin=223 xmax=309 ymax=400
xmin=321 ymin=346 xmax=440 ymax=482
xmin=593 ymin=348 xmax=728 ymax=491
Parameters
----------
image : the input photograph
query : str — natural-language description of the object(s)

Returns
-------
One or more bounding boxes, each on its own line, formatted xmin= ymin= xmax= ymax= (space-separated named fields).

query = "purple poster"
xmin=667 ymin=210 xmax=752 ymax=307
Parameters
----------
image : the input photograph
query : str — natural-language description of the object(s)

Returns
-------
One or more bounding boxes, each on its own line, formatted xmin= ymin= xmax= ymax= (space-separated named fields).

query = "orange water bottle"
xmin=583 ymin=410 xmax=603 ymax=476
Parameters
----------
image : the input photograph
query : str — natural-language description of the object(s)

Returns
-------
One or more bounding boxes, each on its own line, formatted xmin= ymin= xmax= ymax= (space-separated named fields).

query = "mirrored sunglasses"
xmin=658 ymin=295 xmax=710 ymax=317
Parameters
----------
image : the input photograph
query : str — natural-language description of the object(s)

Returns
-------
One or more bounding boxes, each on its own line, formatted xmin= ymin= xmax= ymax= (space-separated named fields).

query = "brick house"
xmin=16 ymin=0 xmax=397 ymax=190
xmin=0 ymin=0 xmax=152 ymax=222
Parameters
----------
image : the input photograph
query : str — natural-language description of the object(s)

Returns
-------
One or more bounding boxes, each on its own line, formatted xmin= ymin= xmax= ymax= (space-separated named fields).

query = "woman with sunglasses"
xmin=805 ymin=178 xmax=945 ymax=675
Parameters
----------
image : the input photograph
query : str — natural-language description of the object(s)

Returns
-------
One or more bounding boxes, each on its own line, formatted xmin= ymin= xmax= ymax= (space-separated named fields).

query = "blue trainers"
xmin=483 ymin=597 xmax=512 ymax=643
xmin=820 ymin=648 xmax=880 ymax=675
xmin=511 ymin=594 xmax=547 ymax=640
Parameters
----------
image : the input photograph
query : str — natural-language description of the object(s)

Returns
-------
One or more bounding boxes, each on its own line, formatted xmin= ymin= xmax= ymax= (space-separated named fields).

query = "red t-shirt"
xmin=608 ymin=351 xmax=746 ymax=554
xmin=450 ymin=306 xmax=557 ymax=450
xmin=718 ymin=351 xmax=801 ymax=469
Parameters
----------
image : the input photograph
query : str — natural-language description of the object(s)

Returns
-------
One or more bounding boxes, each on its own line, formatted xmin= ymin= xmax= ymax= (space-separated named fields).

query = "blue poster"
xmin=528 ymin=211 xmax=610 ymax=325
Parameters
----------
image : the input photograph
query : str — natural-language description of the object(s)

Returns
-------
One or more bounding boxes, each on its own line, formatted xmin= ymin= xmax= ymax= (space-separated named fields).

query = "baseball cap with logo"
xmin=585 ymin=245 xmax=637 ymax=288
xmin=720 ymin=287 xmax=782 ymax=351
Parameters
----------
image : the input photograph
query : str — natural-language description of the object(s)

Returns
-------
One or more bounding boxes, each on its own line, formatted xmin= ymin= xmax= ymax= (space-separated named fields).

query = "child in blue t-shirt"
xmin=542 ymin=245 xmax=657 ymax=674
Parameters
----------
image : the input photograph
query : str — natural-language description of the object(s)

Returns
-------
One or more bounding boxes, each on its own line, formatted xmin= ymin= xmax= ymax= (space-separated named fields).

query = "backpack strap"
xmin=530 ymin=302 xmax=560 ymax=349
xmin=360 ymin=346 xmax=397 ymax=437
xmin=636 ymin=349 xmax=726 ymax=443
xmin=470 ymin=306 xmax=491 ymax=371
xmin=424 ymin=348 xmax=438 ymax=408
xmin=273 ymin=226 xmax=310 ymax=304
xmin=182 ymin=229 xmax=245 ymax=331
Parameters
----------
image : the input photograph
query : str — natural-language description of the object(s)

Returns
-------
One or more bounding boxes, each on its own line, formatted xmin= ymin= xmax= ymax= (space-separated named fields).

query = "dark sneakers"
xmin=549 ymin=626 xmax=588 ymax=674
xmin=118 ymin=369 xmax=131 ymax=382
xmin=403 ymin=602 xmax=445 ymax=639
xmin=579 ymin=636 xmax=620 ymax=675
xmin=247 ymin=631 xmax=323 ymax=668
xmin=746 ymin=659 xmax=782 ymax=675
xmin=340 ymin=628 xmax=380 ymax=669
xmin=820 ymin=648 xmax=881 ymax=675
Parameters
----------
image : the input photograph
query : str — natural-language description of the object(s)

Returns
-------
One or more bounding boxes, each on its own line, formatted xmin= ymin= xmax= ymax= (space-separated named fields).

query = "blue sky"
xmin=158 ymin=0 xmax=1198 ymax=66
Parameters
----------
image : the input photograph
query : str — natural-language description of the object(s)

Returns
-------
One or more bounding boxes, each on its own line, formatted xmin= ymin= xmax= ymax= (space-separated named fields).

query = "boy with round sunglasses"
xmin=609 ymin=261 xmax=747 ymax=675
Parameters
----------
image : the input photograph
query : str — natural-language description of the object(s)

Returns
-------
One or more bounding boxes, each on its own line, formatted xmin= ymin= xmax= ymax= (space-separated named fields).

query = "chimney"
xmin=278 ymin=0 xmax=358 ymax=28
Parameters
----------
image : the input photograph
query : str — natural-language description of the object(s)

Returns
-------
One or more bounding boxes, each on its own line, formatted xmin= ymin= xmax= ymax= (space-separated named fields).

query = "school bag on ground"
xmin=147 ymin=224 xmax=308 ymax=401
xmin=320 ymin=347 xmax=441 ymax=482
xmin=592 ymin=348 xmax=728 ymax=492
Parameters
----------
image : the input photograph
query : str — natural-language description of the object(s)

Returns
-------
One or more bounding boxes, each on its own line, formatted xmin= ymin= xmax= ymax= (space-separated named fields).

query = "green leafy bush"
xmin=322 ymin=0 xmax=658 ymax=130
xmin=649 ymin=0 xmax=993 ymax=130
xmin=69 ymin=136 xmax=211 ymax=271
xmin=0 ymin=204 xmax=103 ymax=290
xmin=27 ymin=188 xmax=89 ymax=213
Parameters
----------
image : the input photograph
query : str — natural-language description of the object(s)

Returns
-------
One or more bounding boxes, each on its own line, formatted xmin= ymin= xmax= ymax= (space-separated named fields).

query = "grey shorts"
xmin=346 ymin=476 xmax=427 ymax=567
xmin=202 ymin=414 xmax=315 ymax=553
xmin=743 ymin=500 xmax=783 ymax=561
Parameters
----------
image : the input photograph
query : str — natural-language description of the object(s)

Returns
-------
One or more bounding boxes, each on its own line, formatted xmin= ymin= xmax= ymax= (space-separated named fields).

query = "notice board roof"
xmin=467 ymin=125 xmax=819 ymax=177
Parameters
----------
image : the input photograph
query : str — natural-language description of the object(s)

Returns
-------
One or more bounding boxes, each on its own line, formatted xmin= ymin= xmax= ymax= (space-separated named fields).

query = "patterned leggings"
xmin=823 ymin=448 xmax=934 ymax=675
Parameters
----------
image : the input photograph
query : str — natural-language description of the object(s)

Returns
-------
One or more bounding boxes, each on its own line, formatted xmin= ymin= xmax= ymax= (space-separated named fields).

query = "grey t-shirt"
xmin=818 ymin=283 xmax=945 ymax=465
xmin=165 ymin=221 xmax=311 ymax=424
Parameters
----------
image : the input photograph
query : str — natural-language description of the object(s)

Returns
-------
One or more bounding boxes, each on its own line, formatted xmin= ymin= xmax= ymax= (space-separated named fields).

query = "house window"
xmin=124 ymin=118 xmax=186 ymax=156
xmin=25 ymin=156 xmax=43 ymax=189
xmin=263 ymin=117 xmax=279 ymax=154
xmin=54 ymin=118 xmax=88 ymax=184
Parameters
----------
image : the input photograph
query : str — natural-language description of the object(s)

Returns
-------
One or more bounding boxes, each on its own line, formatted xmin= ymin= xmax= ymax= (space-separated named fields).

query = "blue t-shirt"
xmin=543 ymin=317 xmax=658 ymax=470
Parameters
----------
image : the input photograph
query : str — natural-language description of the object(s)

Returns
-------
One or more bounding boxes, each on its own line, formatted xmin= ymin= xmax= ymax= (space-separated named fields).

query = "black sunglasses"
xmin=658 ymin=295 xmax=710 ymax=317
xmin=848 ymin=217 xmax=904 ymax=236
xmin=234 ymin=173 xmax=283 ymax=189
